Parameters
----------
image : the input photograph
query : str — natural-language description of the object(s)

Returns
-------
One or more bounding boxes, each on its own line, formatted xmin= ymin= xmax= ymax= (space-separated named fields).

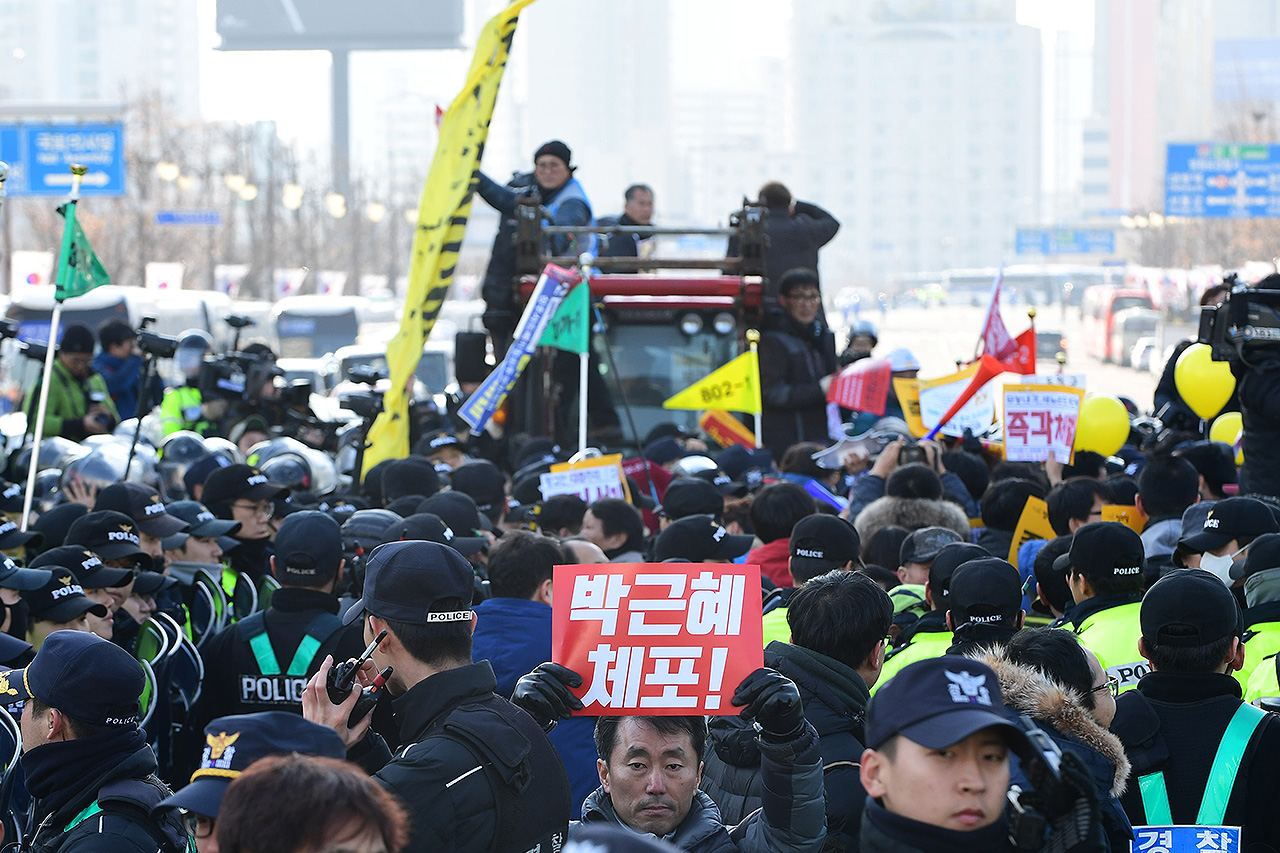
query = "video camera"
xmin=1198 ymin=273 xmax=1280 ymax=364
xmin=136 ymin=316 xmax=178 ymax=359
xmin=338 ymin=365 xmax=385 ymax=420
xmin=198 ymin=350 xmax=282 ymax=405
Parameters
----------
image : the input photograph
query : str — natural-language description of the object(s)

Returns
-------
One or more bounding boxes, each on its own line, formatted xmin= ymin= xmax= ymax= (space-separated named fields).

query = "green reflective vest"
xmin=160 ymin=385 xmax=213 ymax=436
xmin=1238 ymin=621 xmax=1280 ymax=689
xmin=872 ymin=630 xmax=953 ymax=693
xmin=1245 ymin=650 xmax=1280 ymax=703
xmin=761 ymin=607 xmax=790 ymax=647
xmin=1070 ymin=601 xmax=1147 ymax=694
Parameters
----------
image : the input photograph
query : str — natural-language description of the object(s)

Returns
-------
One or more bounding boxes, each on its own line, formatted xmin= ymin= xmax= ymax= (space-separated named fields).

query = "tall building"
xmin=789 ymin=0 xmax=1041 ymax=288
xmin=0 ymin=0 xmax=200 ymax=117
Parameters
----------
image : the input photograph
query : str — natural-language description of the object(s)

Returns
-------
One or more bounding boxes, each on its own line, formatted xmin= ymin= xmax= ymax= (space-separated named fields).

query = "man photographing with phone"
xmin=302 ymin=540 xmax=570 ymax=853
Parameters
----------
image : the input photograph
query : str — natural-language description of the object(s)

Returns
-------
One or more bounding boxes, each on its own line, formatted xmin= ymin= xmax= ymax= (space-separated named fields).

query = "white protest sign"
xmin=1002 ymin=384 xmax=1085 ymax=462
xmin=1027 ymin=373 xmax=1086 ymax=389
xmin=540 ymin=466 xmax=627 ymax=503
xmin=918 ymin=371 xmax=997 ymax=438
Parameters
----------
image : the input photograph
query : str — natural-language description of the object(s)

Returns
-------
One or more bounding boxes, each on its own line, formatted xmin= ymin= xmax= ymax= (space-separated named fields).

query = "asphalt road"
xmin=854 ymin=302 xmax=1165 ymax=413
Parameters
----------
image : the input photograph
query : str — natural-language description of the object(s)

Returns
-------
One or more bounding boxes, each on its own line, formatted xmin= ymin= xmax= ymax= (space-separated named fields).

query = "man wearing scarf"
xmin=10 ymin=631 xmax=190 ymax=852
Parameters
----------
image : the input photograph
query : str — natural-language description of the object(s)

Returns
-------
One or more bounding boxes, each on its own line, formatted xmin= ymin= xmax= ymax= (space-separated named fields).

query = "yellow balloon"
xmin=1073 ymin=396 xmax=1130 ymax=458
xmin=1209 ymin=411 xmax=1243 ymax=447
xmin=1174 ymin=343 xmax=1236 ymax=420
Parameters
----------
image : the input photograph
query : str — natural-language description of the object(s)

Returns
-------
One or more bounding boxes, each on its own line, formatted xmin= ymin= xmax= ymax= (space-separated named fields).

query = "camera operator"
xmin=23 ymin=322 xmax=118 ymax=440
xmin=93 ymin=318 xmax=160 ymax=420
xmin=1212 ymin=273 xmax=1280 ymax=501
xmin=161 ymin=330 xmax=217 ymax=437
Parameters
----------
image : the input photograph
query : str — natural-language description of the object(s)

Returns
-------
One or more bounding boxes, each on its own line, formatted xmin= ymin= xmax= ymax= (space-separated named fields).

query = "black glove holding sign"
xmin=512 ymin=662 xmax=583 ymax=732
xmin=732 ymin=667 xmax=806 ymax=740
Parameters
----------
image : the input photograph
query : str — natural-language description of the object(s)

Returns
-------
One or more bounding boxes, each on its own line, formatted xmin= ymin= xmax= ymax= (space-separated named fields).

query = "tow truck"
xmin=500 ymin=197 xmax=769 ymax=449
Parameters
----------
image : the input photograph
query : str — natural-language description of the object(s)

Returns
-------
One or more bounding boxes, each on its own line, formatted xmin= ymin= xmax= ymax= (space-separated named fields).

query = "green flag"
xmin=538 ymin=280 xmax=589 ymax=354
xmin=54 ymin=201 xmax=109 ymax=302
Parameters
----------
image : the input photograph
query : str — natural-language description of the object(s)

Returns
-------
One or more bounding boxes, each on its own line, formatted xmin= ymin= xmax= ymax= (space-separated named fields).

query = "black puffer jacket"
xmin=701 ymin=642 xmax=868 ymax=850
xmin=759 ymin=314 xmax=837 ymax=460
xmin=580 ymin=719 xmax=827 ymax=853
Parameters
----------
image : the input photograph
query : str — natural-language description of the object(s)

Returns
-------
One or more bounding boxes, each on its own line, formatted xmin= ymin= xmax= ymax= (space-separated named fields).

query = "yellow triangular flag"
xmin=663 ymin=351 xmax=761 ymax=414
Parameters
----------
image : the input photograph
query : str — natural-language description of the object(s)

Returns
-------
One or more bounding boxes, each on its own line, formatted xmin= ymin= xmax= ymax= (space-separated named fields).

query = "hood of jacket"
xmin=579 ymin=786 xmax=729 ymax=850
xmin=853 ymin=496 xmax=971 ymax=546
xmin=974 ymin=649 xmax=1129 ymax=796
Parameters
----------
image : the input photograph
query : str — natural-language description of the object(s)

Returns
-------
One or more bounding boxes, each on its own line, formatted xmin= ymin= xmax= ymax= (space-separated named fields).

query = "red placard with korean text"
xmin=552 ymin=563 xmax=763 ymax=715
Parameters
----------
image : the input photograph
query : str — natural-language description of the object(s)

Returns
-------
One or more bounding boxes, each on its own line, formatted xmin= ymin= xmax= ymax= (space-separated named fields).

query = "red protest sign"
xmin=552 ymin=563 xmax=763 ymax=715
xmin=827 ymin=357 xmax=891 ymax=415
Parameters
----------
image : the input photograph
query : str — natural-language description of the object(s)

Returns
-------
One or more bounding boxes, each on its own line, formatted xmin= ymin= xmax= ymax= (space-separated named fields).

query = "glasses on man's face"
xmin=230 ymin=501 xmax=273 ymax=518
xmin=182 ymin=812 xmax=215 ymax=839
xmin=786 ymin=292 xmax=822 ymax=304
xmin=1090 ymin=675 xmax=1119 ymax=697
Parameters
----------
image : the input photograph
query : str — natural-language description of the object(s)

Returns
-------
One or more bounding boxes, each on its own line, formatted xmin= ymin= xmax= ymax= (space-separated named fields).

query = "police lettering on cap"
xmin=1141 ymin=568 xmax=1243 ymax=648
xmin=342 ymin=540 xmax=475 ymax=628
xmin=0 ymin=480 xmax=23 ymax=514
xmin=93 ymin=482 xmax=189 ymax=538
xmin=272 ymin=510 xmax=343 ymax=582
xmin=64 ymin=510 xmax=153 ymax=571
xmin=1067 ymin=521 xmax=1145 ymax=584
xmin=652 ymin=515 xmax=754 ymax=562
xmin=201 ymin=464 xmax=289 ymax=510
xmin=161 ymin=499 xmax=242 ymax=552
xmin=30 ymin=546 xmax=133 ymax=590
xmin=154 ymin=711 xmax=347 ymax=819
xmin=899 ymin=526 xmax=964 ymax=566
xmin=789 ymin=514 xmax=861 ymax=576
xmin=0 ymin=517 xmax=41 ymax=553
xmin=1 ymin=630 xmax=143 ymax=726
xmin=865 ymin=656 xmax=1026 ymax=752
xmin=947 ymin=558 xmax=1023 ymax=630
xmin=20 ymin=569 xmax=109 ymax=624
xmin=1179 ymin=496 xmax=1279 ymax=554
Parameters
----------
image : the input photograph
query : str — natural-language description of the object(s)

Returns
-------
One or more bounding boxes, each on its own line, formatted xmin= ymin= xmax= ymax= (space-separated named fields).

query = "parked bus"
xmin=1080 ymin=285 xmax=1155 ymax=362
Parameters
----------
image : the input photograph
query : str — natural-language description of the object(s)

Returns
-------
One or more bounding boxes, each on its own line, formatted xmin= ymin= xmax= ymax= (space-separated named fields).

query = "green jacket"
xmin=23 ymin=360 xmax=118 ymax=440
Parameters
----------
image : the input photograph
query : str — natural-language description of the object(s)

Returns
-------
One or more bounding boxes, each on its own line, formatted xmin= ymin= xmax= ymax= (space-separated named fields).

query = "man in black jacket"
xmin=195 ymin=511 xmax=364 ymax=731
xmin=302 ymin=540 xmax=570 ymax=853
xmin=758 ymin=268 xmax=838 ymax=460
xmin=701 ymin=569 xmax=893 ymax=850
xmin=598 ymin=184 xmax=655 ymax=258
xmin=11 ymin=630 xmax=190 ymax=852
xmin=1111 ymin=568 xmax=1280 ymax=849
xmin=729 ymin=182 xmax=840 ymax=316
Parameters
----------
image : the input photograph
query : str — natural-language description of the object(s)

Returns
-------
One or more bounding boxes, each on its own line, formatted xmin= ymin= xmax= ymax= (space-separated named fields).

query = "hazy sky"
xmin=198 ymin=0 xmax=1094 ymax=177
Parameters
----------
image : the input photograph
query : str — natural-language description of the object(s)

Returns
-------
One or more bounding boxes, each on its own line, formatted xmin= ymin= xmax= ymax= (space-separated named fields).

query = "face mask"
xmin=1199 ymin=549 xmax=1244 ymax=587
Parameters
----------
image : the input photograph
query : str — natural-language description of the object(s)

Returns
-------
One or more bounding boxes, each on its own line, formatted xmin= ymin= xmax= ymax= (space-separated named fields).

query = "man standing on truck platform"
xmin=476 ymin=141 xmax=620 ymax=443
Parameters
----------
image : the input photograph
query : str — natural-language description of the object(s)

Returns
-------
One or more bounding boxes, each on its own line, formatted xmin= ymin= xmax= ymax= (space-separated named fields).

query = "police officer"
xmin=858 ymin=656 xmax=1104 ymax=853
xmin=1059 ymin=522 xmax=1148 ymax=693
xmin=1111 ymin=569 xmax=1280 ymax=849
xmin=301 ymin=540 xmax=571 ymax=853
xmin=195 ymin=511 xmax=363 ymax=732
xmin=153 ymin=711 xmax=346 ymax=852
xmin=200 ymin=464 xmax=289 ymax=583
xmin=1240 ymin=534 xmax=1280 ymax=699
xmin=944 ymin=558 xmax=1025 ymax=656
xmin=19 ymin=567 xmax=108 ymax=650
xmin=160 ymin=330 xmax=215 ymax=437
xmin=30 ymin=545 xmax=134 ymax=642
xmin=875 ymin=542 xmax=988 ymax=689
xmin=8 ymin=631 xmax=190 ymax=852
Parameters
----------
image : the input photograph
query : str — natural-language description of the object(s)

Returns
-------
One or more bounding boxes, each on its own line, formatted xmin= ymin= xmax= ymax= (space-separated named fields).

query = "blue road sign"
xmin=155 ymin=209 xmax=222 ymax=227
xmin=1015 ymin=228 xmax=1116 ymax=255
xmin=1166 ymin=142 xmax=1280 ymax=217
xmin=0 ymin=123 xmax=125 ymax=196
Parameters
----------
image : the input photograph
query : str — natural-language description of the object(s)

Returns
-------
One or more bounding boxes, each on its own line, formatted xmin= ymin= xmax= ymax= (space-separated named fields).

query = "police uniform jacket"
xmin=194 ymin=587 xmax=365 ymax=733
xmin=1111 ymin=671 xmax=1280 ymax=851
xmin=1065 ymin=593 xmax=1146 ymax=694
xmin=350 ymin=661 xmax=571 ymax=853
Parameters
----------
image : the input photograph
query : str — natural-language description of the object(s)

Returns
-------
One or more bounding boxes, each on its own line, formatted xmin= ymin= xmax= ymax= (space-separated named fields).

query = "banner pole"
xmin=747 ymin=329 xmax=762 ymax=449
xmin=22 ymin=165 xmax=85 ymax=530
xmin=577 ymin=253 xmax=593 ymax=454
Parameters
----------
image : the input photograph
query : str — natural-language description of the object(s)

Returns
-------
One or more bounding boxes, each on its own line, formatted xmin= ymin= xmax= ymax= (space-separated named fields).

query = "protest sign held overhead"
xmin=1003 ymin=384 xmax=1084 ymax=463
xmin=552 ymin=563 xmax=763 ymax=715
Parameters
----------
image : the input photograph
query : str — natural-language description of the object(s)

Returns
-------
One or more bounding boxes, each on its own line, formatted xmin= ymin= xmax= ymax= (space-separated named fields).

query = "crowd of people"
xmin=0 ymin=140 xmax=1273 ymax=853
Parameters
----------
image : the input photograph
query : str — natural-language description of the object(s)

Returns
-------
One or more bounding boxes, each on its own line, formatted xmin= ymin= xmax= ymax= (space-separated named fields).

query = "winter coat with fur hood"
xmin=853 ymin=494 xmax=971 ymax=548
xmin=975 ymin=649 xmax=1134 ymax=852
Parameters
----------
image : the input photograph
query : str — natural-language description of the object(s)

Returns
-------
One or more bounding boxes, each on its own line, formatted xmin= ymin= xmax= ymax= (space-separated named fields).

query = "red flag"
xmin=979 ymin=268 xmax=1019 ymax=362
xmin=1001 ymin=327 xmax=1036 ymax=375
xmin=923 ymin=354 xmax=1006 ymax=440
xmin=827 ymin=357 xmax=892 ymax=415
xmin=434 ymin=105 xmax=444 ymax=129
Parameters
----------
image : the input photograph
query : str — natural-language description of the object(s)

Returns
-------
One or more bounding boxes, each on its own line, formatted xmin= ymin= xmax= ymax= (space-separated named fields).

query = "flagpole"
xmin=577 ymin=253 xmax=593 ymax=455
xmin=747 ymin=329 xmax=762 ymax=449
xmin=21 ymin=164 xmax=85 ymax=531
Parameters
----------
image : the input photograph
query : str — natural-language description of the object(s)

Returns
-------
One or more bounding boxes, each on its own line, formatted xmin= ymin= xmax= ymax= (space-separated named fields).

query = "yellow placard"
xmin=1008 ymin=495 xmax=1056 ymax=564
xmin=663 ymin=351 xmax=762 ymax=414
xmin=892 ymin=378 xmax=926 ymax=437
xmin=1101 ymin=504 xmax=1146 ymax=535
